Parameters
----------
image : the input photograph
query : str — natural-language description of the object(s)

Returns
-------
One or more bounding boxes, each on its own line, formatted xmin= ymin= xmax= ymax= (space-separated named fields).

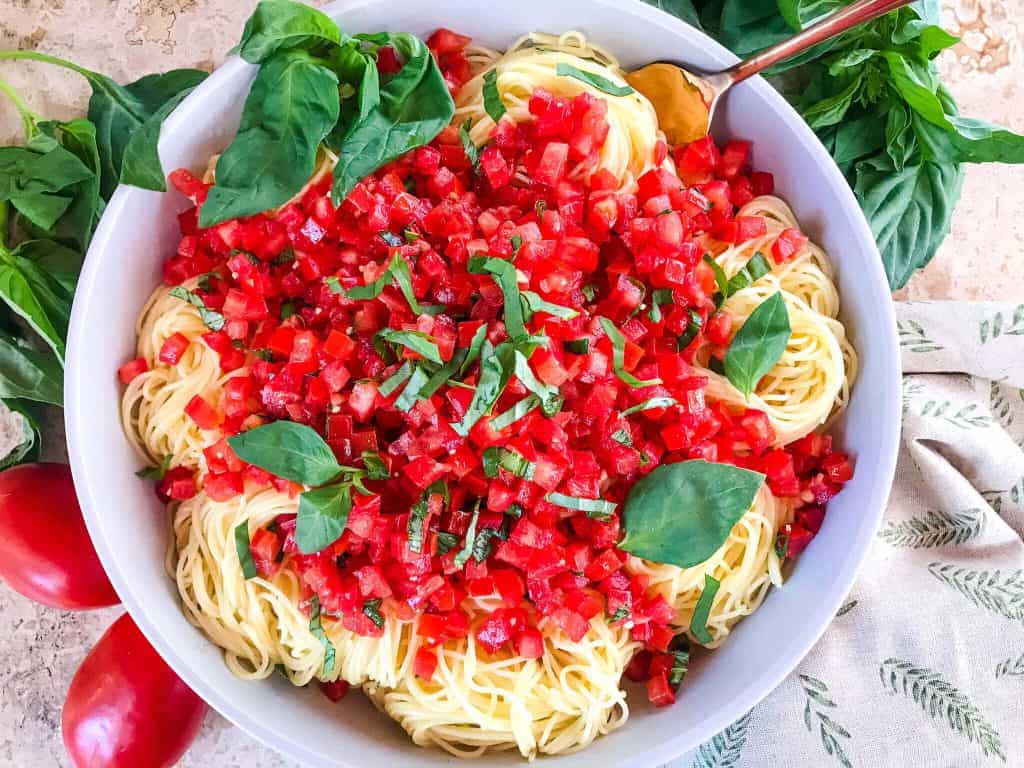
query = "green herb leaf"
xmin=453 ymin=499 xmax=482 ymax=568
xmin=563 ymin=338 xmax=590 ymax=355
xmin=168 ymin=286 xmax=225 ymax=331
xmin=546 ymin=491 xmax=617 ymax=521
xmin=489 ymin=395 xmax=540 ymax=431
xmin=599 ymin=317 xmax=662 ymax=388
xmin=361 ymin=450 xmax=389 ymax=480
xmin=363 ymin=597 xmax=385 ymax=627
xmin=379 ymin=230 xmax=402 ymax=247
xmin=234 ymin=521 xmax=259 ymax=580
xmin=458 ymin=323 xmax=488 ymax=377
xmin=621 ymin=396 xmax=677 ymax=417
xmin=200 ymin=50 xmax=339 ymax=226
xmin=0 ymin=239 xmax=78 ymax=360
xmin=468 ymin=256 xmax=528 ymax=342
xmin=620 ymin=459 xmax=764 ymax=567
xmin=668 ymin=636 xmax=690 ymax=687
xmin=513 ymin=350 xmax=562 ymax=417
xmin=136 ymin=454 xmax=173 ymax=480
xmin=648 ymin=288 xmax=674 ymax=322
xmin=482 ymin=446 xmax=535 ymax=480
xmin=228 ymin=420 xmax=342 ymax=486
xmin=394 ymin=364 xmax=430 ymax=412
xmin=31 ymin=119 xmax=102 ymax=249
xmin=452 ymin=340 xmax=513 ymax=436
xmin=521 ymin=290 xmax=579 ymax=320
xmin=609 ymin=604 xmax=630 ymax=624
xmin=690 ymin=574 xmax=721 ymax=644
xmin=297 ymin=482 xmax=352 ymax=554
xmin=0 ymin=330 xmax=63 ymax=406
xmin=387 ymin=254 xmax=444 ymax=315
xmin=458 ymin=120 xmax=479 ymax=170
xmin=482 ymin=68 xmax=506 ymax=123
xmin=232 ymin=0 xmax=343 ymax=63
xmin=0 ymin=398 xmax=42 ymax=470
xmin=436 ymin=531 xmax=459 ymax=555
xmin=677 ymin=308 xmax=703 ymax=350
xmin=723 ymin=292 xmax=790 ymax=398
xmin=119 ymin=85 xmax=201 ymax=191
xmin=407 ymin=480 xmax=446 ymax=553
xmin=555 ymin=63 xmax=635 ymax=97
xmin=331 ymin=33 xmax=454 ymax=202
xmin=611 ymin=428 xmax=633 ymax=447
xmin=726 ymin=252 xmax=772 ymax=296
xmin=376 ymin=328 xmax=443 ymax=365
xmin=309 ymin=594 xmax=336 ymax=675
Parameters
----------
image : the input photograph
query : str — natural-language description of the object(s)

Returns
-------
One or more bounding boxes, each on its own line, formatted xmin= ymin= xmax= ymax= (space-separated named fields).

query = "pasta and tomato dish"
xmin=118 ymin=17 xmax=855 ymax=761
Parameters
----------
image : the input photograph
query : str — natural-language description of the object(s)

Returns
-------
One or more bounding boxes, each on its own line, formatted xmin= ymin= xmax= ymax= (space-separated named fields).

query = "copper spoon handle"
xmin=706 ymin=0 xmax=915 ymax=91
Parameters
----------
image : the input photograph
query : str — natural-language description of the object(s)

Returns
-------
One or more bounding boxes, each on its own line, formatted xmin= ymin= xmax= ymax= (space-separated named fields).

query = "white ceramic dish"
xmin=65 ymin=1 xmax=901 ymax=765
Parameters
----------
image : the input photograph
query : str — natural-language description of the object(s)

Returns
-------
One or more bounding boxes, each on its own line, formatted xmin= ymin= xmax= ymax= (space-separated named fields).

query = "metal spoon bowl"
xmin=627 ymin=0 xmax=914 ymax=145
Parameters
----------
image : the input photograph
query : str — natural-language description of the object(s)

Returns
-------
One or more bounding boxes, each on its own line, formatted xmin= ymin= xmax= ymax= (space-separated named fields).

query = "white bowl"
xmin=65 ymin=1 xmax=901 ymax=765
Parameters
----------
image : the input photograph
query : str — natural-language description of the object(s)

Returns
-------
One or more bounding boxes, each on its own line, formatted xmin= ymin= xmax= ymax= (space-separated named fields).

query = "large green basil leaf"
xmin=0 ymin=143 xmax=94 ymax=233
xmin=0 ymin=239 xmax=78 ymax=360
xmin=119 ymin=85 xmax=201 ymax=192
xmin=0 ymin=331 xmax=63 ymax=406
xmin=199 ymin=50 xmax=339 ymax=226
xmin=36 ymin=119 xmax=102 ymax=249
xmin=853 ymin=154 xmax=963 ymax=289
xmin=619 ymin=460 xmax=764 ymax=568
xmin=297 ymin=482 xmax=351 ymax=554
xmin=233 ymin=0 xmax=343 ymax=63
xmin=228 ymin=420 xmax=343 ymax=486
xmin=800 ymin=72 xmax=862 ymax=130
xmin=88 ymin=68 xmax=209 ymax=199
xmin=723 ymin=292 xmax=791 ymax=399
xmin=331 ymin=33 xmax=454 ymax=202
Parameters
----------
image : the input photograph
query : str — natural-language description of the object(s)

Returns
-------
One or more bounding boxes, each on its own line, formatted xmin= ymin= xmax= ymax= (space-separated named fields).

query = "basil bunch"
xmin=647 ymin=0 xmax=1024 ymax=289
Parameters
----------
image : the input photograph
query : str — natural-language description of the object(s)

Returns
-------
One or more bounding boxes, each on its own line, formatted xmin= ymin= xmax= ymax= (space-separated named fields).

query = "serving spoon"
xmin=626 ymin=0 xmax=915 ymax=145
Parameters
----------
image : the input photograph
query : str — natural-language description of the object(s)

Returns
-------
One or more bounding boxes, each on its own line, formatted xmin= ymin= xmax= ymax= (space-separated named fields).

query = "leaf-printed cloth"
xmin=666 ymin=300 xmax=1024 ymax=768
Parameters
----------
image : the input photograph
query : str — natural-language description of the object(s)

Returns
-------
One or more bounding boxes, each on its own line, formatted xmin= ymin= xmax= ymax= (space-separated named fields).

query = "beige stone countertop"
xmin=0 ymin=1 xmax=1022 ymax=767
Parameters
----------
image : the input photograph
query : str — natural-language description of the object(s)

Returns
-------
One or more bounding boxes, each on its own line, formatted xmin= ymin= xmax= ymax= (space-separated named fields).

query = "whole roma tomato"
xmin=62 ymin=612 xmax=207 ymax=768
xmin=0 ymin=463 xmax=119 ymax=609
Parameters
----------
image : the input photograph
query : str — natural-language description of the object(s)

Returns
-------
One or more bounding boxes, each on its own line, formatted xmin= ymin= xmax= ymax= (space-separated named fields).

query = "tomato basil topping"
xmin=126 ymin=31 xmax=852 ymax=704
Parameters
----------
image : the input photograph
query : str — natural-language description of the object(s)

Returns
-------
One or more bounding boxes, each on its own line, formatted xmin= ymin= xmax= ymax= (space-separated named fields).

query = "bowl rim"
xmin=64 ymin=1 xmax=901 ymax=765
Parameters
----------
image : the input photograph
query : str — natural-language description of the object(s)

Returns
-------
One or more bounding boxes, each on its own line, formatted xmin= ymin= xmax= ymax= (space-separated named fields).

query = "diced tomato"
xmin=772 ymin=228 xmax=808 ymax=263
xmin=118 ymin=357 xmax=148 ymax=384
xmin=646 ymin=672 xmax=676 ymax=707
xmin=515 ymin=627 xmax=544 ymax=659
xmin=413 ymin=647 xmax=438 ymax=681
xmin=185 ymin=395 xmax=220 ymax=430
xmin=320 ymin=679 xmax=350 ymax=702
xmin=158 ymin=333 xmax=190 ymax=365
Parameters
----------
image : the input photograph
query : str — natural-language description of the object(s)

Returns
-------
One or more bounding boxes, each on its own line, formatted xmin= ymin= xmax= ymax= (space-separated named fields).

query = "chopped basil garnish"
xmin=196 ymin=271 xmax=219 ymax=292
xmin=727 ymin=252 xmax=772 ymax=295
xmin=436 ymin=531 xmax=459 ymax=555
xmin=563 ymin=338 xmax=590 ymax=355
xmin=169 ymin=286 xmax=225 ymax=331
xmin=581 ymin=283 xmax=597 ymax=302
xmin=452 ymin=340 xmax=514 ymax=436
xmin=344 ymin=254 xmax=443 ymax=315
xmin=546 ymin=491 xmax=617 ymax=521
xmin=309 ymin=594 xmax=336 ymax=675
xmin=376 ymin=328 xmax=443 ymax=365
xmin=271 ymin=248 xmax=296 ymax=266
xmin=472 ymin=525 xmax=506 ymax=563
xmin=723 ymin=292 xmax=790 ymax=398
xmin=395 ymin=364 xmax=430 ymax=411
xmin=280 ymin=300 xmax=296 ymax=320
xmin=379 ymin=230 xmax=403 ymax=247
xmin=482 ymin=446 xmax=535 ymax=480
xmin=648 ymin=288 xmax=674 ymax=322
xmin=619 ymin=460 xmax=764 ymax=567
xmin=135 ymin=453 xmax=172 ymax=480
xmin=458 ymin=119 xmax=479 ymax=170
xmin=234 ymin=521 xmax=258 ymax=580
xmin=774 ymin=532 xmax=790 ymax=559
xmin=690 ymin=574 xmax=721 ymax=644
xmin=458 ymin=323 xmax=488 ymax=377
xmin=611 ymin=428 xmax=632 ymax=447
xmin=621 ymin=396 xmax=677 ymax=417
xmin=453 ymin=499 xmax=482 ymax=568
xmin=609 ymin=604 xmax=630 ymax=623
xmin=361 ymin=451 xmax=389 ymax=480
xmin=535 ymin=199 xmax=547 ymax=219
xmin=668 ymin=637 xmax=690 ymax=688
xmin=482 ymin=68 xmax=506 ymax=123
xmin=521 ymin=291 xmax=579 ymax=320
xmin=379 ymin=361 xmax=414 ymax=397
xmin=467 ymin=256 xmax=528 ymax=342
xmin=510 ymin=234 xmax=523 ymax=259
xmin=490 ymin=395 xmax=541 ymax=431
xmin=677 ymin=308 xmax=703 ymax=349
xmin=703 ymin=254 xmax=731 ymax=307
xmin=598 ymin=317 xmax=662 ymax=388
xmin=555 ymin=63 xmax=635 ymax=97
xmin=363 ymin=598 xmax=385 ymax=627
xmin=403 ymin=228 xmax=419 ymax=243
xmin=251 ymin=348 xmax=275 ymax=361
xmin=407 ymin=481 xmax=447 ymax=553
xmin=513 ymin=350 xmax=563 ymax=417
xmin=325 ymin=275 xmax=343 ymax=294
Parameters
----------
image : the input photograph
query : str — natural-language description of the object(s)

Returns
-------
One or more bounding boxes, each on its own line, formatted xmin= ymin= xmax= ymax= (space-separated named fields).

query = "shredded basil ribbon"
xmin=234 ymin=521 xmax=258 ymax=580
xmin=482 ymin=446 xmax=535 ymax=480
xmin=482 ymin=68 xmax=506 ymax=123
xmin=690 ymin=574 xmax=721 ymax=644
xmin=598 ymin=317 xmax=662 ymax=388
xmin=309 ymin=594 xmax=336 ymax=675
xmin=555 ymin=63 xmax=635 ymax=97
xmin=546 ymin=491 xmax=617 ymax=521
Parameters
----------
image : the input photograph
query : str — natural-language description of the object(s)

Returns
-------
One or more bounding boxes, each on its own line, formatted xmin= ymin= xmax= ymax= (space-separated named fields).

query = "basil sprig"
xmin=234 ymin=521 xmax=258 ymax=580
xmin=228 ymin=421 xmax=384 ymax=554
xmin=555 ymin=63 xmax=635 ymax=97
xmin=690 ymin=574 xmax=721 ymax=645
xmin=619 ymin=460 xmax=764 ymax=568
xmin=599 ymin=317 xmax=662 ymax=388
xmin=722 ymin=292 xmax=791 ymax=398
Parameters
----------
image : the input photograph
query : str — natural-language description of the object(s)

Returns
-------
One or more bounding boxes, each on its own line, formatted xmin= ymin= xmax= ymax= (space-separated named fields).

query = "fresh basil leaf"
xmin=482 ymin=68 xmax=506 ymax=122
xmin=599 ymin=317 xmax=662 ymax=388
xmin=228 ymin=420 xmax=342 ymax=486
xmin=87 ymin=68 xmax=209 ymax=200
xmin=521 ymin=291 xmax=578 ymax=320
xmin=309 ymin=594 xmax=336 ymax=675
xmin=388 ymin=254 xmax=444 ymax=316
xmin=0 ymin=398 xmax=42 ymax=469
xmin=119 ymin=85 xmax=199 ymax=192
xmin=668 ymin=637 xmax=690 ymax=688
xmin=0 ymin=143 xmax=94 ymax=234
xmin=452 ymin=340 xmax=514 ymax=436
xmin=725 ymin=252 xmax=771 ymax=296
xmin=555 ymin=63 xmax=634 ymax=97
xmin=882 ymin=52 xmax=951 ymax=131
xmin=136 ymin=454 xmax=173 ymax=480
xmin=677 ymin=308 xmax=703 ymax=349
xmin=376 ymin=328 xmax=442 ymax=365
xmin=564 ymin=338 xmax=590 ymax=355
xmin=468 ymin=256 xmax=529 ymax=342
xmin=363 ymin=597 xmax=385 ymax=627
xmin=723 ymin=292 xmax=790 ymax=398
xmin=436 ymin=531 xmax=459 ymax=555
xmin=621 ymin=396 xmax=677 ymax=417
xmin=546 ymin=491 xmax=616 ymax=521
xmin=513 ymin=350 xmax=562 ymax=417
xmin=620 ymin=460 xmax=764 ymax=567
xmin=379 ymin=230 xmax=402 ymax=248
xmin=458 ymin=323 xmax=488 ymax=377
xmin=690 ymin=574 xmax=721 ymax=644
xmin=297 ymin=481 xmax=352 ymax=554
xmin=648 ymin=289 xmax=674 ymax=323
xmin=609 ymin=604 xmax=630 ymax=624
xmin=482 ymin=446 xmax=535 ymax=480
xmin=168 ymin=286 xmax=225 ymax=331
xmin=489 ymin=395 xmax=540 ymax=431
xmin=0 ymin=239 xmax=77 ymax=360
xmin=458 ymin=120 xmax=479 ymax=171
xmin=234 ymin=521 xmax=259 ymax=579
xmin=419 ymin=349 xmax=467 ymax=400
xmin=233 ymin=0 xmax=343 ymax=63
xmin=332 ymin=33 xmax=454 ymax=202
xmin=394 ymin=364 xmax=430 ymax=412
xmin=361 ymin=450 xmax=389 ymax=480
xmin=703 ymin=254 xmax=730 ymax=305
xmin=853 ymin=154 xmax=963 ymax=289
xmin=200 ymin=50 xmax=339 ymax=226
xmin=34 ymin=119 xmax=102 ymax=249
xmin=641 ymin=0 xmax=703 ymax=29
xmin=937 ymin=116 xmax=1024 ymax=164
xmin=611 ymin=428 xmax=633 ymax=447
xmin=801 ymin=72 xmax=862 ymax=129
xmin=0 ymin=331 xmax=63 ymax=405
xmin=471 ymin=525 xmax=506 ymax=563
xmin=453 ymin=499 xmax=482 ymax=568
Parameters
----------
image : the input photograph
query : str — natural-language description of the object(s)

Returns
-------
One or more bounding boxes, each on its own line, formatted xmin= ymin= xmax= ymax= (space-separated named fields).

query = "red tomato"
xmin=62 ymin=613 xmax=207 ymax=768
xmin=0 ymin=463 xmax=119 ymax=610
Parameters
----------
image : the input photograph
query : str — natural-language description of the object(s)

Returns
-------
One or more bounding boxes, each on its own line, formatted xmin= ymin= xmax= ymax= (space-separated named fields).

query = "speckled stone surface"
xmin=0 ymin=1 xmax=1021 ymax=766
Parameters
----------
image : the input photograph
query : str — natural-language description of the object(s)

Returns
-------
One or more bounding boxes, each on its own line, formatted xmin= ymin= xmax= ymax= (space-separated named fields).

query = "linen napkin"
xmin=667 ymin=300 xmax=1024 ymax=768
